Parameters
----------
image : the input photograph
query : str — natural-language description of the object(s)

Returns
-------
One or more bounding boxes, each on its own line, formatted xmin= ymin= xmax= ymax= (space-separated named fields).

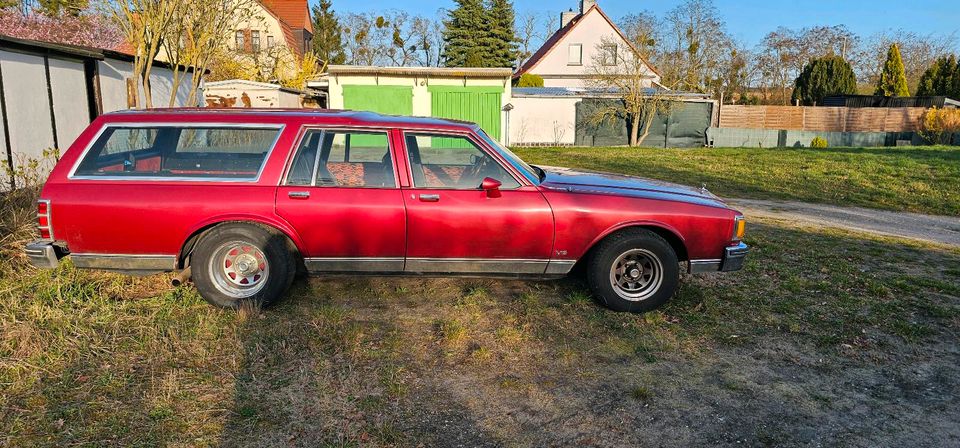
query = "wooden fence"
xmin=718 ymin=105 xmax=926 ymax=132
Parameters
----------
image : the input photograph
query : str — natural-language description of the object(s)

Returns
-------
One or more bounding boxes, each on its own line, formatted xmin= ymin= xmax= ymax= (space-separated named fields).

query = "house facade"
xmin=234 ymin=0 xmax=313 ymax=59
xmin=514 ymin=0 xmax=660 ymax=88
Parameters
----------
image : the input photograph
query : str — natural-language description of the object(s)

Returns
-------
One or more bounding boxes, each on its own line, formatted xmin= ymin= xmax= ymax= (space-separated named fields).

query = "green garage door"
xmin=342 ymin=85 xmax=413 ymax=115
xmin=428 ymin=86 xmax=502 ymax=141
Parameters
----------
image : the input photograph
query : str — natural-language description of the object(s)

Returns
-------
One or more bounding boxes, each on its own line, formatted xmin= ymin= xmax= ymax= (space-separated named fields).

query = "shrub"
xmin=515 ymin=73 xmax=544 ymax=87
xmin=810 ymin=136 xmax=829 ymax=148
xmin=918 ymin=107 xmax=960 ymax=145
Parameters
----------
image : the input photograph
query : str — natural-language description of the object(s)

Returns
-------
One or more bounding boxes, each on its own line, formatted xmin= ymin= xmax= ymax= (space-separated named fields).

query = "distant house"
xmin=234 ymin=0 xmax=314 ymax=59
xmin=514 ymin=0 xmax=660 ymax=88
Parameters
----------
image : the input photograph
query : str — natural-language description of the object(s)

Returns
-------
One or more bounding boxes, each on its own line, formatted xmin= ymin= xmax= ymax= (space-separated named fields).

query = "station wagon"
xmin=25 ymin=109 xmax=748 ymax=313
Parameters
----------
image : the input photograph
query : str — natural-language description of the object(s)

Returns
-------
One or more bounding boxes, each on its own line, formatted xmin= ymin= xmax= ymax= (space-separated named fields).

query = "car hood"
xmin=537 ymin=166 xmax=729 ymax=208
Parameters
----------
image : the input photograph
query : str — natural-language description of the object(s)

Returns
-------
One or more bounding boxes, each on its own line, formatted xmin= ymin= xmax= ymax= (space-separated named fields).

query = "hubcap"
xmin=209 ymin=241 xmax=269 ymax=298
xmin=609 ymin=248 xmax=663 ymax=301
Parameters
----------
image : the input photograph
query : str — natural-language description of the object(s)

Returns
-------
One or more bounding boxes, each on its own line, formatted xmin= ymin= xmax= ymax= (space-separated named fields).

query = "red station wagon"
xmin=25 ymin=109 xmax=748 ymax=313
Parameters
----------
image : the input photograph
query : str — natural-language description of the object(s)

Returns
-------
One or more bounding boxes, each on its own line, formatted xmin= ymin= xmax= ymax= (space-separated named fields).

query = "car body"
xmin=25 ymin=108 xmax=747 ymax=312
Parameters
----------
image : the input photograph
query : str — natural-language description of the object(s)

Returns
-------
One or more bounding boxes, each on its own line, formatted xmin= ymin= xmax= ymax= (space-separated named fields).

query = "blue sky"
xmin=322 ymin=0 xmax=960 ymax=49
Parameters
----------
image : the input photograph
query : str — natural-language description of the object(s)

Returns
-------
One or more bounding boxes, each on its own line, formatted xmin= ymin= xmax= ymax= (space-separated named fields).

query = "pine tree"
xmin=875 ymin=43 xmax=910 ymax=97
xmin=486 ymin=0 xmax=519 ymax=68
xmin=791 ymin=55 xmax=858 ymax=106
xmin=311 ymin=0 xmax=346 ymax=67
xmin=442 ymin=0 xmax=489 ymax=67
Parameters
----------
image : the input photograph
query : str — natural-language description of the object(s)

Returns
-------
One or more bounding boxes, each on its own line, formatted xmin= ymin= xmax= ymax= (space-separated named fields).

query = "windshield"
xmin=477 ymin=129 xmax=541 ymax=184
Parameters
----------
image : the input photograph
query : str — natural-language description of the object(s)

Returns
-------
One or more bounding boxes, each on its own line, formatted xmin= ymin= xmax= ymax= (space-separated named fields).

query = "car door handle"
xmin=418 ymin=194 xmax=440 ymax=202
xmin=288 ymin=191 xmax=310 ymax=199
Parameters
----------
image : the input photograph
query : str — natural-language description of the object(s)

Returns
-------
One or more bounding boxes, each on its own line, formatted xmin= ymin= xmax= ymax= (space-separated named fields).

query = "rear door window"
xmin=286 ymin=129 xmax=395 ymax=188
xmin=73 ymin=125 xmax=282 ymax=180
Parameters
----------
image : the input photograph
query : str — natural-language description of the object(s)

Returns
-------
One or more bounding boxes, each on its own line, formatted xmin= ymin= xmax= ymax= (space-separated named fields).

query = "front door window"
xmin=404 ymin=133 xmax=520 ymax=190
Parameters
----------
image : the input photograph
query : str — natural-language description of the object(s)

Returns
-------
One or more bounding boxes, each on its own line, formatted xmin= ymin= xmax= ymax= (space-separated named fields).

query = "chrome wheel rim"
xmin=209 ymin=241 xmax=269 ymax=299
xmin=609 ymin=248 xmax=663 ymax=301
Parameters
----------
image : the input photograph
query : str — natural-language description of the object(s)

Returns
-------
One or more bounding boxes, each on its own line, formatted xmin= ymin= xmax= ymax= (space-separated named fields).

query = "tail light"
xmin=37 ymin=199 xmax=53 ymax=240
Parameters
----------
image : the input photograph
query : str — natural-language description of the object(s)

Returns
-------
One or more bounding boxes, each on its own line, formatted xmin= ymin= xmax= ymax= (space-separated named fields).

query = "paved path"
xmin=728 ymin=199 xmax=960 ymax=247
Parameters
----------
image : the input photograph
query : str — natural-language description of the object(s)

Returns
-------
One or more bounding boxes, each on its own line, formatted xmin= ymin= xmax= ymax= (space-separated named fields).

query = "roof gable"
xmin=515 ymin=5 xmax=660 ymax=79
xmin=260 ymin=0 xmax=312 ymax=33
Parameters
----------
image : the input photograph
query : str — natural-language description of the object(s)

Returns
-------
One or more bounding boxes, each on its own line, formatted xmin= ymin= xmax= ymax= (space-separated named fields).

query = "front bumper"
xmin=24 ymin=240 xmax=61 ymax=269
xmin=688 ymin=242 xmax=749 ymax=273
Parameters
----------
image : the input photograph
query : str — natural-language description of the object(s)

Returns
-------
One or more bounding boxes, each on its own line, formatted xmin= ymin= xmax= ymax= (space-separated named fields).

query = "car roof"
xmin=101 ymin=108 xmax=480 ymax=132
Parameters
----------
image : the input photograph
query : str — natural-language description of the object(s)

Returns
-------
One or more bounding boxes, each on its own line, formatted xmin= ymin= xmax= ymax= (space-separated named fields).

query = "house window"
xmin=602 ymin=44 xmax=617 ymax=65
xmin=267 ymin=35 xmax=275 ymax=47
xmin=567 ymin=44 xmax=582 ymax=65
xmin=235 ymin=31 xmax=244 ymax=50
xmin=251 ymin=30 xmax=260 ymax=52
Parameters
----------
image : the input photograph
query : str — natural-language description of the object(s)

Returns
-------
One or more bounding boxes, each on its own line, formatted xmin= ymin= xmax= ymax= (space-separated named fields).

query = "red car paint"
xmin=36 ymin=109 xmax=742 ymax=275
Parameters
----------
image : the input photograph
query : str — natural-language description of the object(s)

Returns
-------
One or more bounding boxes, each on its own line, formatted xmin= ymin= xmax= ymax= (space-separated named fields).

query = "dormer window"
xmin=568 ymin=43 xmax=582 ymax=66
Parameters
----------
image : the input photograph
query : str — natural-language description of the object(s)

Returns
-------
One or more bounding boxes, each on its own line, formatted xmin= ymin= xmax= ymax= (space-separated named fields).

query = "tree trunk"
xmin=629 ymin=112 xmax=641 ymax=146
xmin=633 ymin=111 xmax=656 ymax=147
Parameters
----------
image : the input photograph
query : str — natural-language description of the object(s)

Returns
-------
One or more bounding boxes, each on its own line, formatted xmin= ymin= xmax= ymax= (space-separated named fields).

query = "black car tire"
xmin=586 ymin=228 xmax=679 ymax=313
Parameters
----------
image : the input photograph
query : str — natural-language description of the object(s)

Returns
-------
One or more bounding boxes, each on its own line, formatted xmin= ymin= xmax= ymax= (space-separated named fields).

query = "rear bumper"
xmin=25 ymin=240 xmax=61 ymax=269
xmin=688 ymin=242 xmax=749 ymax=273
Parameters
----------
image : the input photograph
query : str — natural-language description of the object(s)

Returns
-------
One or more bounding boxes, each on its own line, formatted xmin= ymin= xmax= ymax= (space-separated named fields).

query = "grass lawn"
xmin=2 ymin=189 xmax=959 ymax=445
xmin=513 ymin=146 xmax=960 ymax=216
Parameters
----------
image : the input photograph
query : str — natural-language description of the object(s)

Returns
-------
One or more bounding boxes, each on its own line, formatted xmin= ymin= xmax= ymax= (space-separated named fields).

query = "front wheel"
xmin=191 ymin=224 xmax=296 ymax=309
xmin=586 ymin=229 xmax=679 ymax=313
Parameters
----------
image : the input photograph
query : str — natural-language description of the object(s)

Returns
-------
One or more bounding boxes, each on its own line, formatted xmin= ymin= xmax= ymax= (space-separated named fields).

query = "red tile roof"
xmin=260 ymin=0 xmax=313 ymax=34
xmin=514 ymin=4 xmax=660 ymax=79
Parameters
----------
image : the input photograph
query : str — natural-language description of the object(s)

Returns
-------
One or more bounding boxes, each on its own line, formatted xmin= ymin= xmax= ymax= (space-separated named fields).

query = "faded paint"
xmin=204 ymin=80 xmax=303 ymax=108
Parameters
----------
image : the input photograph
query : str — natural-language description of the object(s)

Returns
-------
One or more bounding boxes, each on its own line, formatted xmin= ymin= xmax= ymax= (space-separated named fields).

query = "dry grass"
xmin=2 ymin=189 xmax=960 ymax=445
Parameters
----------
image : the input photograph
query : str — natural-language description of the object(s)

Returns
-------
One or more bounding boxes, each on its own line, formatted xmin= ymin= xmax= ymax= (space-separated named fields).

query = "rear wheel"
xmin=586 ymin=229 xmax=679 ymax=313
xmin=191 ymin=224 xmax=296 ymax=309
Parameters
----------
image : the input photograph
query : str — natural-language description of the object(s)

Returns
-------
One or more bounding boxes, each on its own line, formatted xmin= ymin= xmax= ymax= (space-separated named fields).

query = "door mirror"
xmin=481 ymin=177 xmax=502 ymax=198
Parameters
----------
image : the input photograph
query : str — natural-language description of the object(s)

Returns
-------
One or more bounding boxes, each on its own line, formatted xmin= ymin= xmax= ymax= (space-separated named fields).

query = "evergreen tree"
xmin=311 ymin=0 xmax=346 ymax=67
xmin=917 ymin=55 xmax=960 ymax=99
xmin=486 ymin=0 xmax=519 ymax=68
xmin=791 ymin=55 xmax=858 ymax=106
xmin=875 ymin=43 xmax=910 ymax=97
xmin=442 ymin=0 xmax=489 ymax=67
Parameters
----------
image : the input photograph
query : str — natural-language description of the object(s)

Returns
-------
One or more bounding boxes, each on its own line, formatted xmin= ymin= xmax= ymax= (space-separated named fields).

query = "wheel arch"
xmin=581 ymin=222 xmax=689 ymax=265
xmin=177 ymin=218 xmax=304 ymax=269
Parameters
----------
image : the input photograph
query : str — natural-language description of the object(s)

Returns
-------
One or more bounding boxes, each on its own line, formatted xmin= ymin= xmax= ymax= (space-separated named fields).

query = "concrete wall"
xmin=525 ymin=8 xmax=659 ymax=89
xmin=327 ymin=73 xmax=512 ymax=144
xmin=510 ymin=96 xmax=579 ymax=145
xmin=706 ymin=127 xmax=930 ymax=147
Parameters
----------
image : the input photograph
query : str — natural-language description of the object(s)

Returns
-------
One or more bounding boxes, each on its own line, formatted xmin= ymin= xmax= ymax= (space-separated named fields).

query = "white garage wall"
xmin=510 ymin=96 xmax=580 ymax=145
xmin=98 ymin=58 xmax=198 ymax=112
xmin=0 ymin=50 xmax=55 ymax=164
xmin=48 ymin=56 xmax=90 ymax=151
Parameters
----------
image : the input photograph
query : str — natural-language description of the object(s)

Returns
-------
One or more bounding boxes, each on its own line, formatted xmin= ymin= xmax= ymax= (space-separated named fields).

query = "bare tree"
xmin=161 ymin=0 xmax=261 ymax=106
xmin=661 ymin=0 xmax=732 ymax=93
xmin=101 ymin=0 xmax=178 ymax=108
xmin=856 ymin=30 xmax=957 ymax=92
xmin=409 ymin=15 xmax=444 ymax=67
xmin=587 ymin=35 xmax=676 ymax=146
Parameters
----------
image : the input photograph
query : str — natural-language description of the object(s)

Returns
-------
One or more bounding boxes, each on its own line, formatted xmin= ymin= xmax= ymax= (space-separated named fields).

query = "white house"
xmin=513 ymin=0 xmax=661 ymax=89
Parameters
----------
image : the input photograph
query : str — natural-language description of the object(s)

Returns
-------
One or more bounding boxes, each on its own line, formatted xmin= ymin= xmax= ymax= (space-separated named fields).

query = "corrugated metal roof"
xmin=512 ymin=87 xmax=711 ymax=99
xmin=328 ymin=65 xmax=513 ymax=78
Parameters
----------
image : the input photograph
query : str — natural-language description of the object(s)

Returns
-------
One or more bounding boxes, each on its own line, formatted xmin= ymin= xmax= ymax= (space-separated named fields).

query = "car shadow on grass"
xmin=215 ymin=219 xmax=960 ymax=447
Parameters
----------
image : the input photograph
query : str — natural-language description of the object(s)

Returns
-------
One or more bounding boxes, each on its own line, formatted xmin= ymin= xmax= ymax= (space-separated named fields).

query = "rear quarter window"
xmin=73 ymin=125 xmax=282 ymax=180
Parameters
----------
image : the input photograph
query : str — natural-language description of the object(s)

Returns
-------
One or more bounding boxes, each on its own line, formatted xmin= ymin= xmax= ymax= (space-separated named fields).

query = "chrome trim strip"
xmin=405 ymin=257 xmax=548 ymax=274
xmin=304 ymin=257 xmax=404 ymax=272
xmin=67 ymin=122 xmax=285 ymax=182
xmin=689 ymin=259 xmax=722 ymax=274
xmin=71 ymin=253 xmax=176 ymax=271
xmin=545 ymin=259 xmax=577 ymax=275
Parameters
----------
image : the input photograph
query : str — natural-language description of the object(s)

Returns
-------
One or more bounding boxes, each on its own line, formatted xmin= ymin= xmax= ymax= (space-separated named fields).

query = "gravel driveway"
xmin=729 ymin=199 xmax=960 ymax=247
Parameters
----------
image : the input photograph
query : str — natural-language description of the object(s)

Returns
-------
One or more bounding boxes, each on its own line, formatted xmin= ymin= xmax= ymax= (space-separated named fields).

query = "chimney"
xmin=580 ymin=0 xmax=596 ymax=13
xmin=560 ymin=9 xmax=576 ymax=29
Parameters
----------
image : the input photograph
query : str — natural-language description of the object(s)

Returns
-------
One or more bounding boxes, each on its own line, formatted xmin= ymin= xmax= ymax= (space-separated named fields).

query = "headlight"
xmin=732 ymin=215 xmax=746 ymax=241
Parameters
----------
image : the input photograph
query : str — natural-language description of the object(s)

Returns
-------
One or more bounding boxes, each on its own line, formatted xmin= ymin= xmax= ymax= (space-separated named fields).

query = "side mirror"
xmin=481 ymin=177 xmax=502 ymax=198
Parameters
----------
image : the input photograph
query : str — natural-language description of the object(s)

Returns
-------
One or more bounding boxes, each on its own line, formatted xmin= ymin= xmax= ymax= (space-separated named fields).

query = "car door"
xmin=276 ymin=128 xmax=406 ymax=272
xmin=400 ymin=131 xmax=554 ymax=274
